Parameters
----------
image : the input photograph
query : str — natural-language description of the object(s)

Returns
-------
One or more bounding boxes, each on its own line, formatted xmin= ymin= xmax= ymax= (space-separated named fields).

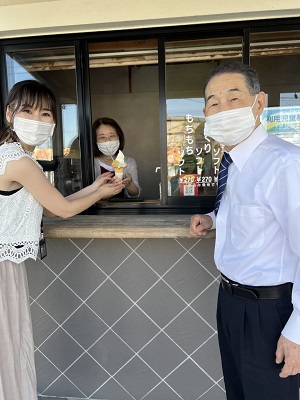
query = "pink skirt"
xmin=0 ymin=260 xmax=37 ymax=400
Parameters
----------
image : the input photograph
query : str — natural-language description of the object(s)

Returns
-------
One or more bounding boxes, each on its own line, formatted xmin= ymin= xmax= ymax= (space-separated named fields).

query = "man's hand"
xmin=189 ymin=214 xmax=213 ymax=236
xmin=276 ymin=335 xmax=300 ymax=377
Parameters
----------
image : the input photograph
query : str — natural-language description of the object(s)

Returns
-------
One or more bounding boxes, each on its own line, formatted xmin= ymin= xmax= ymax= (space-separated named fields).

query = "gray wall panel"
xmin=26 ymin=237 xmax=225 ymax=400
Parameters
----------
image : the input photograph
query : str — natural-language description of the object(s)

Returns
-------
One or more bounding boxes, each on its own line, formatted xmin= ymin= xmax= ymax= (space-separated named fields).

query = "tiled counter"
xmin=28 ymin=215 xmax=224 ymax=400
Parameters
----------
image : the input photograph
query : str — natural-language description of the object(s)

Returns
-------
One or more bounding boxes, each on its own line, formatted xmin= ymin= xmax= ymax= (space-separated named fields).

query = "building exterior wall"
xmin=2 ymin=3 xmax=300 ymax=399
xmin=0 ymin=0 xmax=300 ymax=39
xmin=26 ymin=237 xmax=223 ymax=400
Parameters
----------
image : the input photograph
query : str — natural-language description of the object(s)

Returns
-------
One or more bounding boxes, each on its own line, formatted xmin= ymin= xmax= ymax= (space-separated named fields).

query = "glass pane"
xmin=251 ymin=31 xmax=300 ymax=146
xmin=165 ymin=37 xmax=243 ymax=198
xmin=89 ymin=39 xmax=159 ymax=204
xmin=5 ymin=46 xmax=81 ymax=194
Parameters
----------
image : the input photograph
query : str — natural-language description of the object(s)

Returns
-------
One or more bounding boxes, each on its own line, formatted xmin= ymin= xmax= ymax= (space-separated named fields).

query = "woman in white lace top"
xmin=0 ymin=80 xmax=124 ymax=400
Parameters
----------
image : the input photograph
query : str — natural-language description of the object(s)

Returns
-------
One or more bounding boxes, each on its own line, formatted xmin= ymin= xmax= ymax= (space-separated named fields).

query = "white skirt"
xmin=0 ymin=260 xmax=37 ymax=400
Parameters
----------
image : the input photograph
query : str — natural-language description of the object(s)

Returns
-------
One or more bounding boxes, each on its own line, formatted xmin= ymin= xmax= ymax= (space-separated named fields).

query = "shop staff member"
xmin=190 ymin=61 xmax=300 ymax=400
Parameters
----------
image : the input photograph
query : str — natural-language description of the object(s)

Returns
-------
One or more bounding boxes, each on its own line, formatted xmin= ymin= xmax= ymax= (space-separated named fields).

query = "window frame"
xmin=1 ymin=17 xmax=300 ymax=214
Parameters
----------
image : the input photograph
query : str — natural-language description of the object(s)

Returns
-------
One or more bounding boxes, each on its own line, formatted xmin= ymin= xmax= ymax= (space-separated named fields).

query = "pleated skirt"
xmin=0 ymin=259 xmax=37 ymax=400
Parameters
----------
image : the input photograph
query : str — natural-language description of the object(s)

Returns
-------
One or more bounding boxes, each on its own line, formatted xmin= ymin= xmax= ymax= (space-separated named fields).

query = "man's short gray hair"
xmin=203 ymin=61 xmax=261 ymax=100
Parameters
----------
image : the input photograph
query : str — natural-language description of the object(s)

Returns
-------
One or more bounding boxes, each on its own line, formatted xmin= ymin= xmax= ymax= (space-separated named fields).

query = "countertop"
xmin=43 ymin=214 xmax=216 ymax=239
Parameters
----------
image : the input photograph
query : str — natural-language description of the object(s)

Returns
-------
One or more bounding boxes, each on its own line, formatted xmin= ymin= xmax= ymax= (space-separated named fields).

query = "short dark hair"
xmin=203 ymin=61 xmax=261 ymax=100
xmin=1 ymin=79 xmax=57 ymax=144
xmin=92 ymin=117 xmax=125 ymax=157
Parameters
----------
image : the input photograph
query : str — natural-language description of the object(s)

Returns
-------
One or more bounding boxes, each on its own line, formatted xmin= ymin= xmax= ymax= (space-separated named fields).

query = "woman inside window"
xmin=92 ymin=117 xmax=141 ymax=198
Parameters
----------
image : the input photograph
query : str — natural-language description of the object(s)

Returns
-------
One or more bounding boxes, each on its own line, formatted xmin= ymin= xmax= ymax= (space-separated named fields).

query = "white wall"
xmin=0 ymin=0 xmax=300 ymax=39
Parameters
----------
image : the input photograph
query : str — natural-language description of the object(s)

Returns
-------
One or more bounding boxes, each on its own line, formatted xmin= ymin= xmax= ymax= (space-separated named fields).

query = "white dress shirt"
xmin=208 ymin=124 xmax=300 ymax=344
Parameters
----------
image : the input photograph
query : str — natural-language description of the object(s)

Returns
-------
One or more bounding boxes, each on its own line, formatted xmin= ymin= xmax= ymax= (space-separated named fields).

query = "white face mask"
xmin=97 ymin=140 xmax=120 ymax=156
xmin=14 ymin=116 xmax=55 ymax=146
xmin=204 ymin=95 xmax=258 ymax=146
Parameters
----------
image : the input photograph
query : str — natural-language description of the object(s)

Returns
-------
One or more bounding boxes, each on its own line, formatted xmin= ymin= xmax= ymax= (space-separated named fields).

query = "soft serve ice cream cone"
xmin=112 ymin=150 xmax=127 ymax=179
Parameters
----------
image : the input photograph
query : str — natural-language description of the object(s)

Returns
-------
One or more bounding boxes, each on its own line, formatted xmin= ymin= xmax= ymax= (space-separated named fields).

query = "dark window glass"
xmin=165 ymin=37 xmax=243 ymax=202
xmin=5 ymin=46 xmax=81 ymax=195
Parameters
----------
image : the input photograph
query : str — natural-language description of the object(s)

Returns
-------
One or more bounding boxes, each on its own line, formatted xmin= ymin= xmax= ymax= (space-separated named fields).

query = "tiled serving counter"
xmin=30 ymin=215 xmax=224 ymax=400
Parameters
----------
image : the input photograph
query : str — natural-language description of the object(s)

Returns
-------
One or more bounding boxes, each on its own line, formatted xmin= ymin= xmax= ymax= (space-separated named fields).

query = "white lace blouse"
xmin=0 ymin=142 xmax=43 ymax=263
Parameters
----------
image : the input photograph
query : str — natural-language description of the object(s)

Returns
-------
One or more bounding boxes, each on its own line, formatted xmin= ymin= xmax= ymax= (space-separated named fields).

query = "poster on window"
xmin=166 ymin=101 xmax=222 ymax=196
xmin=261 ymin=106 xmax=300 ymax=146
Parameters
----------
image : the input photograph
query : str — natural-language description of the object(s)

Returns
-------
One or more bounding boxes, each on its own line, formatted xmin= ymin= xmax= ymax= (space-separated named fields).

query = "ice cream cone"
xmin=112 ymin=150 xmax=127 ymax=178
xmin=113 ymin=166 xmax=125 ymax=179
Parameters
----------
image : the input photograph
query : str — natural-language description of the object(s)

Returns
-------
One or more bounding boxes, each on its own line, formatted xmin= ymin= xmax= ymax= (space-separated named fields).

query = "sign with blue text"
xmin=261 ymin=106 xmax=300 ymax=146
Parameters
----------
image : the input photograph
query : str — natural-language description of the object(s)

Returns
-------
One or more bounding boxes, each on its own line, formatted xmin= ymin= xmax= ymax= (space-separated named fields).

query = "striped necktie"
xmin=214 ymin=152 xmax=233 ymax=215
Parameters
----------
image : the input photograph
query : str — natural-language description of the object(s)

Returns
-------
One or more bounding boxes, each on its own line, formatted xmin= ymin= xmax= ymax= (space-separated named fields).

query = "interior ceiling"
xmin=8 ymin=32 xmax=300 ymax=71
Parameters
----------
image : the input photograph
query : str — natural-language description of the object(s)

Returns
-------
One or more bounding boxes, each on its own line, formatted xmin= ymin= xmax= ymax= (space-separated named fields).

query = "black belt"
xmin=220 ymin=274 xmax=293 ymax=300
